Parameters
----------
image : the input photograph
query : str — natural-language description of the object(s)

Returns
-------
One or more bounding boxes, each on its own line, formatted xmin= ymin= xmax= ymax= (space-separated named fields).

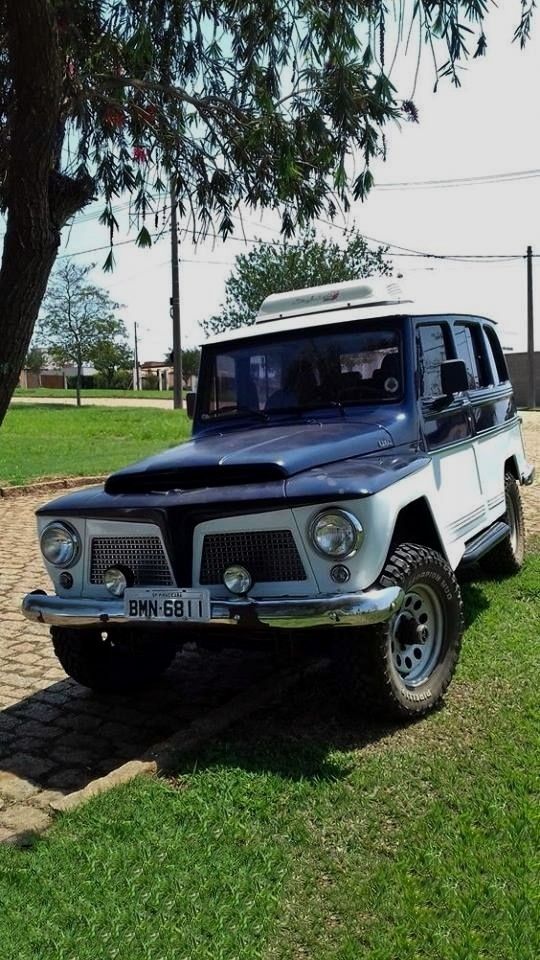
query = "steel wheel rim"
xmin=390 ymin=582 xmax=444 ymax=686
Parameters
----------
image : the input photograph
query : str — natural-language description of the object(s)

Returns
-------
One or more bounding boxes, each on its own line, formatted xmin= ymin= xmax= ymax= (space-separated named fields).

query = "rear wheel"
xmin=333 ymin=543 xmax=464 ymax=720
xmin=481 ymin=473 xmax=525 ymax=576
xmin=51 ymin=627 xmax=178 ymax=694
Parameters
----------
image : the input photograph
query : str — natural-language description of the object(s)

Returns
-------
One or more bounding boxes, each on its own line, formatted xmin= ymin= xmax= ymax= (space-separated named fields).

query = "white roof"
xmin=204 ymin=275 xmax=496 ymax=346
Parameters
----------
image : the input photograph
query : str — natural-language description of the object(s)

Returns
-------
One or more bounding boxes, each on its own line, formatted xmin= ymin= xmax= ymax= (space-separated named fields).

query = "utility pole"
xmin=170 ymin=181 xmax=183 ymax=410
xmin=527 ymin=245 xmax=535 ymax=409
xmin=133 ymin=321 xmax=140 ymax=391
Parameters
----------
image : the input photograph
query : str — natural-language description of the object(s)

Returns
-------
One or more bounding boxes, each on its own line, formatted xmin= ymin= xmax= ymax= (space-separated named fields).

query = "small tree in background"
xmin=202 ymin=230 xmax=391 ymax=336
xmin=180 ymin=348 xmax=201 ymax=388
xmin=37 ymin=262 xmax=129 ymax=406
xmin=24 ymin=345 xmax=46 ymax=375
xmin=92 ymin=340 xmax=134 ymax=389
xmin=166 ymin=347 xmax=201 ymax=388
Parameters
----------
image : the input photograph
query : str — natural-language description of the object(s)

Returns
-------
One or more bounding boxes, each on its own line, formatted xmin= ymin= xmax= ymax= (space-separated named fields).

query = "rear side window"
xmin=484 ymin=325 xmax=509 ymax=383
xmin=416 ymin=323 xmax=451 ymax=398
xmin=453 ymin=323 xmax=487 ymax=389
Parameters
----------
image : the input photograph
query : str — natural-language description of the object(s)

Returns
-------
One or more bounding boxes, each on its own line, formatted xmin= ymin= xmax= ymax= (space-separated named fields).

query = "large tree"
xmin=0 ymin=2 xmax=533 ymax=425
xmin=203 ymin=229 xmax=391 ymax=335
xmin=37 ymin=261 xmax=128 ymax=406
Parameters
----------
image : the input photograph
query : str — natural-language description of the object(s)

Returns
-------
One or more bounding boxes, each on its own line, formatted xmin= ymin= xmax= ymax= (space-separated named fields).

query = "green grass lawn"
xmin=0 ymin=555 xmax=538 ymax=959
xmin=0 ymin=404 xmax=190 ymax=485
xmin=14 ymin=387 xmax=176 ymax=400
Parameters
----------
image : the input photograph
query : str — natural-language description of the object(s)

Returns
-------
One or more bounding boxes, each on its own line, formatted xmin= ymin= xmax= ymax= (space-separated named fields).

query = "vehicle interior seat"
xmin=266 ymin=358 xmax=319 ymax=409
xmin=373 ymin=353 xmax=400 ymax=394
xmin=338 ymin=371 xmax=364 ymax=402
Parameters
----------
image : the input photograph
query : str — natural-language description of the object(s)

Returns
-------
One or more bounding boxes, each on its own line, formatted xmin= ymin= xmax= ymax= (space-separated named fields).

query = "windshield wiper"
xmin=268 ymin=400 xmax=346 ymax=417
xmin=202 ymin=405 xmax=269 ymax=421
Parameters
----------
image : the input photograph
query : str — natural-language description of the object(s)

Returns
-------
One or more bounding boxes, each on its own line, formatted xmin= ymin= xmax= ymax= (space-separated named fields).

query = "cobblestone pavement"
xmin=520 ymin=412 xmax=540 ymax=538
xmin=0 ymin=414 xmax=538 ymax=841
xmin=0 ymin=490 xmax=274 ymax=840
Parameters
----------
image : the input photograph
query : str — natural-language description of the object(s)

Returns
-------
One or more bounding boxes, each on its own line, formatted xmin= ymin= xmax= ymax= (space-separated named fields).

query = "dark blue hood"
xmin=105 ymin=421 xmax=395 ymax=494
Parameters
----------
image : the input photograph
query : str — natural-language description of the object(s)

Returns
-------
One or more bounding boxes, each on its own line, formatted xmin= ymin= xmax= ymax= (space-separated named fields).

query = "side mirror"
xmin=186 ymin=391 xmax=196 ymax=419
xmin=440 ymin=359 xmax=469 ymax=396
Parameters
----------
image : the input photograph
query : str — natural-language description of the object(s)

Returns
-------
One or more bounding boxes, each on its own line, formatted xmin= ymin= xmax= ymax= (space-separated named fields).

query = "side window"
xmin=484 ymin=325 xmax=510 ymax=383
xmin=208 ymin=354 xmax=237 ymax=412
xmin=453 ymin=323 xmax=484 ymax=389
xmin=416 ymin=323 xmax=451 ymax=398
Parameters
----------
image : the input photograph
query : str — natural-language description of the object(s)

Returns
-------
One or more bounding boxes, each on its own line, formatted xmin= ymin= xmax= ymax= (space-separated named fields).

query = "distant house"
xmin=139 ymin=360 xmax=173 ymax=390
xmin=139 ymin=361 xmax=197 ymax=391
xmin=19 ymin=362 xmax=97 ymax=389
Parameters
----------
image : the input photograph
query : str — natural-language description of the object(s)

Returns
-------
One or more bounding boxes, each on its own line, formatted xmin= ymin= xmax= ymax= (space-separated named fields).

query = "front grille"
xmin=90 ymin=536 xmax=173 ymax=586
xmin=200 ymin=530 xmax=306 ymax=584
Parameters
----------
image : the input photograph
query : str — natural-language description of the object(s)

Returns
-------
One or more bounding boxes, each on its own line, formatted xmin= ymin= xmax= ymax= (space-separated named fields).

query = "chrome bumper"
xmin=21 ymin=587 xmax=403 ymax=631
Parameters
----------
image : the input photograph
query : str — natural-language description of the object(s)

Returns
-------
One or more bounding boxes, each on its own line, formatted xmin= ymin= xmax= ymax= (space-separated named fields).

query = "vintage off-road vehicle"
xmin=22 ymin=278 xmax=534 ymax=718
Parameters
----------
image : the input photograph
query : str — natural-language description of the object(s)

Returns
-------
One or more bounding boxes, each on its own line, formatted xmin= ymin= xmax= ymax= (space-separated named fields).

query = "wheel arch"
xmin=504 ymin=455 xmax=520 ymax=481
xmin=388 ymin=497 xmax=448 ymax=562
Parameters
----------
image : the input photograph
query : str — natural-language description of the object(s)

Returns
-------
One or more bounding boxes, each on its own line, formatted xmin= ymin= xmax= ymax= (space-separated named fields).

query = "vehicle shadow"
xmin=159 ymin=581 xmax=495 ymax=784
xmin=167 ymin=663 xmax=425 ymax=785
xmin=459 ymin=580 xmax=490 ymax=628
xmin=0 ymin=580 xmax=492 ymax=797
xmin=0 ymin=646 xmax=275 ymax=796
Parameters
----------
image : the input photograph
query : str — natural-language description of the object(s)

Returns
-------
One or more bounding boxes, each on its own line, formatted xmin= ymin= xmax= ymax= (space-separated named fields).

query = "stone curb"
xmin=0 ymin=476 xmax=106 ymax=498
xmin=5 ymin=659 xmax=325 ymax=838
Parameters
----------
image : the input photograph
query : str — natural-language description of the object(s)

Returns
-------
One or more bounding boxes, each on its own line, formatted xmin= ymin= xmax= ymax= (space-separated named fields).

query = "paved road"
xmin=11 ymin=396 xmax=175 ymax=409
xmin=0 ymin=413 xmax=538 ymax=841
xmin=520 ymin=412 xmax=540 ymax=538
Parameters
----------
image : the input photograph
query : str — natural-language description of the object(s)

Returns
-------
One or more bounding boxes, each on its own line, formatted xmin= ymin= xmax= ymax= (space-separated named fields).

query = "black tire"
xmin=51 ymin=627 xmax=178 ymax=694
xmin=333 ymin=543 xmax=464 ymax=720
xmin=481 ymin=473 xmax=525 ymax=576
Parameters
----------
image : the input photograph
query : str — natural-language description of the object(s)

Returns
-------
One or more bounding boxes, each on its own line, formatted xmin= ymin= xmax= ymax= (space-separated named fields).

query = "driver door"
xmin=416 ymin=320 xmax=485 ymax=544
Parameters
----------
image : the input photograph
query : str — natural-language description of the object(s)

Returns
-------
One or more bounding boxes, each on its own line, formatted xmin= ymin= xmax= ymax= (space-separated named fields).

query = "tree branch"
xmin=93 ymin=75 xmax=251 ymax=125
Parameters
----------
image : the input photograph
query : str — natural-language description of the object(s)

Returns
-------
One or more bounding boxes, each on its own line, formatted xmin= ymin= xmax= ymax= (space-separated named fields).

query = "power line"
xmin=57 ymin=234 xmax=234 ymax=264
xmin=314 ymin=216 xmax=540 ymax=262
xmin=60 ymin=166 xmax=540 ymax=232
xmin=54 ymin=212 xmax=540 ymax=267
xmin=62 ymin=186 xmax=540 ymax=264
xmin=376 ymin=168 xmax=540 ymax=191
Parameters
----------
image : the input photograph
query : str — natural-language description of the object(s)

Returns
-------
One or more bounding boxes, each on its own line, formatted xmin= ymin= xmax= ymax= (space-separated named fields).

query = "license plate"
xmin=124 ymin=588 xmax=211 ymax=622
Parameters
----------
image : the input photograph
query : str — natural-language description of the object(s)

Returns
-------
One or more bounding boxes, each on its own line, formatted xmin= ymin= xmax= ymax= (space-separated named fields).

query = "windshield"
xmin=200 ymin=320 xmax=403 ymax=420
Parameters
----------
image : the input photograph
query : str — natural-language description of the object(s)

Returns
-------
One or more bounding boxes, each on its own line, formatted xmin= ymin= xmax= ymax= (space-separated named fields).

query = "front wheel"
xmin=51 ymin=627 xmax=178 ymax=694
xmin=333 ymin=543 xmax=464 ymax=720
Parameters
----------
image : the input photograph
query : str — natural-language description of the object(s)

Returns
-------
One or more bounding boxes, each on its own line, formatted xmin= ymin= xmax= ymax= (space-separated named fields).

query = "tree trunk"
xmin=0 ymin=1 xmax=93 ymax=428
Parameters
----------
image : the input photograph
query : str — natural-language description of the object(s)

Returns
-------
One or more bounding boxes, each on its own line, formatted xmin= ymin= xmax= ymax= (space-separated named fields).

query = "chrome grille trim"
xmin=90 ymin=536 xmax=173 ymax=586
xmin=200 ymin=530 xmax=307 ymax=584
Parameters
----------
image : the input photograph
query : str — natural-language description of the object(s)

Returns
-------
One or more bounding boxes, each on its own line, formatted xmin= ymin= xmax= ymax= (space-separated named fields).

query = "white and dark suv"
xmin=23 ymin=278 xmax=534 ymax=718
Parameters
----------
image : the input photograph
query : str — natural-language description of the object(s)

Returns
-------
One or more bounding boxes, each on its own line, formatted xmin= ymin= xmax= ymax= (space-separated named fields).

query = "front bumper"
xmin=21 ymin=586 xmax=403 ymax=631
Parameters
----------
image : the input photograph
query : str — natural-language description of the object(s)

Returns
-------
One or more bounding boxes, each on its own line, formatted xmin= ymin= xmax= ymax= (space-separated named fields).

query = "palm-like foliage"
xmin=0 ymin=1 xmax=532 ymax=424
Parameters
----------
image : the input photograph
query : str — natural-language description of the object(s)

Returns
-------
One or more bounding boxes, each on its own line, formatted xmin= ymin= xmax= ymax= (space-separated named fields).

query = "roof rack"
xmin=256 ymin=278 xmax=407 ymax=323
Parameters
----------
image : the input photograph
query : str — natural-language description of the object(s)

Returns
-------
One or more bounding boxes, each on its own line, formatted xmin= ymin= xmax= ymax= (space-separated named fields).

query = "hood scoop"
xmin=105 ymin=462 xmax=286 ymax=495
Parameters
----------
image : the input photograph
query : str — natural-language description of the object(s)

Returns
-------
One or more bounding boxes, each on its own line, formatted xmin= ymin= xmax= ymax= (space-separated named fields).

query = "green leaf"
xmin=136 ymin=226 xmax=152 ymax=248
xmin=103 ymin=250 xmax=116 ymax=272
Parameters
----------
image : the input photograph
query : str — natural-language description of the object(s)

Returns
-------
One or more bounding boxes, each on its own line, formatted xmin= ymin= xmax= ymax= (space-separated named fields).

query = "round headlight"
xmin=223 ymin=565 xmax=252 ymax=595
xmin=40 ymin=522 xmax=80 ymax=568
xmin=310 ymin=510 xmax=363 ymax=559
xmin=104 ymin=567 xmax=129 ymax=597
